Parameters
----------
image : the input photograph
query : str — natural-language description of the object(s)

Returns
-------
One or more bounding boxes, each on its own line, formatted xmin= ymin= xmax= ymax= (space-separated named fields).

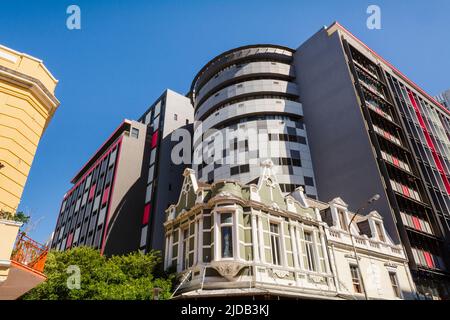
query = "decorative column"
xmin=193 ymin=219 xmax=199 ymax=265
xmin=197 ymin=215 xmax=204 ymax=264
xmin=257 ymin=213 xmax=265 ymax=263
xmin=213 ymin=211 xmax=220 ymax=261
xmin=289 ymin=221 xmax=300 ymax=269
xmin=233 ymin=209 xmax=239 ymax=260
xmin=177 ymin=228 xmax=183 ymax=272
xmin=251 ymin=212 xmax=260 ymax=263
xmin=295 ymin=224 xmax=303 ymax=270
xmin=164 ymin=234 xmax=170 ymax=269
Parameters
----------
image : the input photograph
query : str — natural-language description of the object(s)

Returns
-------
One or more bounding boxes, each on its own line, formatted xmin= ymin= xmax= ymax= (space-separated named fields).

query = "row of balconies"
xmin=325 ymin=228 xmax=405 ymax=258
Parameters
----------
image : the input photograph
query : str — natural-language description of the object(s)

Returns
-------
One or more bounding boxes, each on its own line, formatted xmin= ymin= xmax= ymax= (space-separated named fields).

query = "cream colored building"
xmin=0 ymin=44 xmax=59 ymax=213
xmin=0 ymin=44 xmax=58 ymax=299
xmin=164 ymin=161 xmax=417 ymax=300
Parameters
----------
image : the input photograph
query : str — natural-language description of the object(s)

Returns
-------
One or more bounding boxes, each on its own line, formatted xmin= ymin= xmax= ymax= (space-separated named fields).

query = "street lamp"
xmin=347 ymin=194 xmax=380 ymax=300
xmin=153 ymin=287 xmax=162 ymax=300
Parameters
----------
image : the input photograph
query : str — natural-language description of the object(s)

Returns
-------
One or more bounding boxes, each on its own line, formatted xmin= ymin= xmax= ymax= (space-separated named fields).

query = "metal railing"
xmin=11 ymin=232 xmax=48 ymax=273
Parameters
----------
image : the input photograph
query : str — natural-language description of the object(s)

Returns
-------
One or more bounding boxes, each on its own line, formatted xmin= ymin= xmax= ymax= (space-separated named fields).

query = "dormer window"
xmin=338 ymin=210 xmax=348 ymax=231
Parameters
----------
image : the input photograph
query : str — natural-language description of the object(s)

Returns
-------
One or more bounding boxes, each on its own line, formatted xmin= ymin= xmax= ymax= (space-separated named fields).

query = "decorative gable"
xmin=330 ymin=197 xmax=348 ymax=208
xmin=167 ymin=168 xmax=199 ymax=221
xmin=252 ymin=160 xmax=287 ymax=211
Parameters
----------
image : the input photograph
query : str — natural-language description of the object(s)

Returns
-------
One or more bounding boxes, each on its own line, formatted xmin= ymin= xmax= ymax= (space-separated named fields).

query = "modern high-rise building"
xmin=51 ymin=89 xmax=193 ymax=255
xmin=136 ymin=89 xmax=193 ymax=251
xmin=293 ymin=22 xmax=450 ymax=299
xmin=190 ymin=45 xmax=317 ymax=198
xmin=51 ymin=120 xmax=149 ymax=255
xmin=436 ymin=89 xmax=450 ymax=110
xmin=0 ymin=44 xmax=58 ymax=299
xmin=0 ymin=44 xmax=59 ymax=213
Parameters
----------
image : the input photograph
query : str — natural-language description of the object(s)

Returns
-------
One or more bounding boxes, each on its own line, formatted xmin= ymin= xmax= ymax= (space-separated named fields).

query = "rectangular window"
xmin=350 ymin=265 xmax=362 ymax=293
xmin=230 ymin=166 xmax=239 ymax=176
xmin=220 ymin=213 xmax=233 ymax=258
xmin=389 ymin=272 xmax=401 ymax=298
xmin=375 ymin=221 xmax=385 ymax=242
xmin=338 ymin=210 xmax=348 ymax=231
xmin=304 ymin=176 xmax=314 ymax=186
xmin=304 ymin=231 xmax=316 ymax=271
xmin=131 ymin=128 xmax=139 ymax=138
xmin=150 ymin=148 xmax=156 ymax=165
xmin=174 ymin=114 xmax=178 ymax=121
xmin=269 ymin=223 xmax=282 ymax=265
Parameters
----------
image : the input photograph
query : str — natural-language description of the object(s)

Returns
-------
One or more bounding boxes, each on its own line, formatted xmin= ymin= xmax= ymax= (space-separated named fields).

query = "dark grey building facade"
xmin=293 ymin=22 xmax=450 ymax=299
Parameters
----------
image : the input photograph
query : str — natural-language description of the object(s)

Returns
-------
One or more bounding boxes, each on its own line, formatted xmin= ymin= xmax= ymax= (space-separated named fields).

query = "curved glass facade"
xmin=191 ymin=45 xmax=317 ymax=198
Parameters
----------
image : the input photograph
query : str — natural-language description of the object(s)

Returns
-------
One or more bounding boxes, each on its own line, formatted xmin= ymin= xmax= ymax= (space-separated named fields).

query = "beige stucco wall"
xmin=330 ymin=245 xmax=416 ymax=299
xmin=0 ymin=219 xmax=21 ymax=282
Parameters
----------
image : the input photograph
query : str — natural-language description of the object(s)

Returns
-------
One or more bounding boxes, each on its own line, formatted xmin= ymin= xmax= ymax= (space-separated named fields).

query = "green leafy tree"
xmin=22 ymin=247 xmax=175 ymax=300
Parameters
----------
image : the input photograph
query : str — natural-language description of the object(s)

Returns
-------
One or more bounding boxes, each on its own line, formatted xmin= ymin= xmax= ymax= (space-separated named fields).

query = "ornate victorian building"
xmin=164 ymin=162 xmax=417 ymax=300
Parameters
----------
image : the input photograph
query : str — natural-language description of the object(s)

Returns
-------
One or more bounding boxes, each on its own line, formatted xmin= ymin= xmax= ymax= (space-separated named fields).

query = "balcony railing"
xmin=11 ymin=232 xmax=48 ymax=273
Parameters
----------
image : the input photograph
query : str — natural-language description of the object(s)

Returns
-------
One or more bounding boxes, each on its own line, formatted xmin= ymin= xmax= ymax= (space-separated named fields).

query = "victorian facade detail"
xmin=164 ymin=162 xmax=416 ymax=300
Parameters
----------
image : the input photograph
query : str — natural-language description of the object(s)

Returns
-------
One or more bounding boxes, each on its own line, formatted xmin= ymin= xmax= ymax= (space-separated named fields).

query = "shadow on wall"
xmin=102 ymin=178 xmax=145 ymax=256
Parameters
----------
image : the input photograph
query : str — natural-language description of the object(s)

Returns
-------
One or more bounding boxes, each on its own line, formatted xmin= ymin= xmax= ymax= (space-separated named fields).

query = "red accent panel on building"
xmin=89 ymin=184 xmax=96 ymax=200
xmin=392 ymin=157 xmax=399 ymax=167
xmin=66 ymin=233 xmax=73 ymax=249
xmin=142 ymin=203 xmax=151 ymax=225
xmin=408 ymin=91 xmax=450 ymax=194
xmin=151 ymin=131 xmax=159 ymax=148
xmin=402 ymin=185 xmax=410 ymax=197
xmin=424 ymin=252 xmax=434 ymax=268
xmin=412 ymin=216 xmax=421 ymax=231
xmin=102 ymin=186 xmax=110 ymax=205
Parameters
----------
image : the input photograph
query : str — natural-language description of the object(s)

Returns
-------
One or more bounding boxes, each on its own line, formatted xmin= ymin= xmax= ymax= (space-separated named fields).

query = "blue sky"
xmin=1 ymin=0 xmax=449 ymax=243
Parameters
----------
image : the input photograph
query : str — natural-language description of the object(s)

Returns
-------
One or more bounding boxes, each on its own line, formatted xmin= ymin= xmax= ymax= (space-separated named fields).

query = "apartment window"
xmin=338 ymin=210 xmax=348 ymax=231
xmin=304 ymin=231 xmax=316 ymax=271
xmin=304 ymin=176 xmax=314 ymax=186
xmin=240 ymin=164 xmax=250 ymax=173
xmin=220 ymin=213 xmax=233 ymax=258
xmin=269 ymin=223 xmax=282 ymax=265
xmin=230 ymin=166 xmax=239 ymax=176
xmin=131 ymin=128 xmax=139 ymax=138
xmin=389 ymin=272 xmax=401 ymax=298
xmin=186 ymin=119 xmax=189 ymax=125
xmin=174 ymin=114 xmax=178 ymax=121
xmin=375 ymin=221 xmax=385 ymax=242
xmin=350 ymin=265 xmax=362 ymax=293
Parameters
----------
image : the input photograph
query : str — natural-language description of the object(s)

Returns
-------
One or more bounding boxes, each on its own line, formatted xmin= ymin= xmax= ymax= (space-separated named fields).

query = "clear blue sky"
xmin=1 ymin=0 xmax=449 ymax=243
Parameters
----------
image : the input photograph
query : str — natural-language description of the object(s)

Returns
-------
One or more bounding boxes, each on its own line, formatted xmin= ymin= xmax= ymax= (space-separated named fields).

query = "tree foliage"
xmin=22 ymin=247 xmax=175 ymax=300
